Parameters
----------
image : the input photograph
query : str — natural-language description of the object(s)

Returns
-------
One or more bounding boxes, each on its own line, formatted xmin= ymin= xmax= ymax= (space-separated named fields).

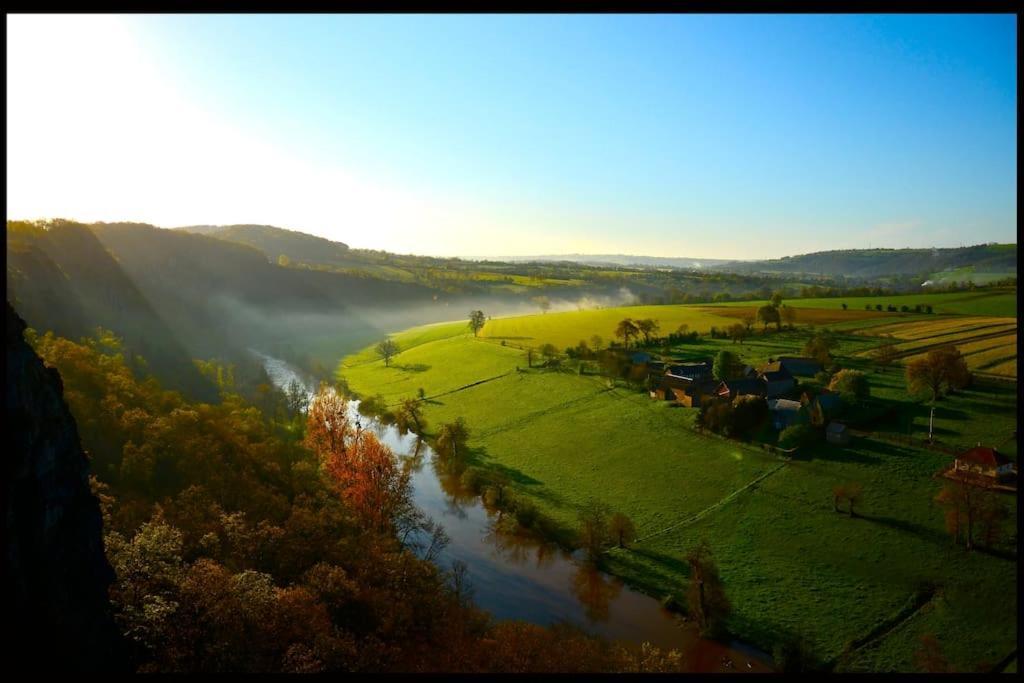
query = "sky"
xmin=6 ymin=14 xmax=1017 ymax=259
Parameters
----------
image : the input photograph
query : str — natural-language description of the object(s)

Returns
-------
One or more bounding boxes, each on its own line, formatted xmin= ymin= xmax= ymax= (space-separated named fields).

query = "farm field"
xmin=861 ymin=316 xmax=1016 ymax=341
xmin=338 ymin=303 xmax=1018 ymax=671
xmin=712 ymin=289 xmax=1017 ymax=317
xmin=477 ymin=304 xmax=892 ymax=351
xmin=846 ymin=316 xmax=1018 ymax=378
xmin=478 ymin=305 xmax=741 ymax=350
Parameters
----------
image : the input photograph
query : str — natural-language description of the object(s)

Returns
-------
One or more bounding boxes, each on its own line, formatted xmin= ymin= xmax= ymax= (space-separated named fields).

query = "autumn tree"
xmin=832 ymin=482 xmax=864 ymax=516
xmin=614 ymin=319 xmax=640 ymax=348
xmin=780 ymin=305 xmax=797 ymax=329
xmin=685 ymin=540 xmax=731 ymax=637
xmin=727 ymin=322 xmax=747 ymax=344
xmin=906 ymin=346 xmax=971 ymax=402
xmin=935 ymin=478 xmax=1000 ymax=551
xmin=323 ymin=429 xmax=414 ymax=535
xmin=305 ymin=385 xmax=353 ymax=462
xmin=577 ymin=500 xmax=611 ymax=563
xmin=873 ymin=335 xmax=899 ymax=369
xmin=608 ymin=512 xmax=637 ymax=549
xmin=828 ymin=369 xmax=870 ymax=406
xmin=375 ymin=338 xmax=400 ymax=367
xmin=435 ymin=418 xmax=471 ymax=463
xmin=757 ymin=305 xmax=780 ymax=331
xmin=589 ymin=334 xmax=604 ymax=351
xmin=395 ymin=397 xmax=426 ymax=435
xmin=636 ymin=319 xmax=661 ymax=345
xmin=740 ymin=313 xmax=755 ymax=334
xmin=468 ymin=310 xmax=487 ymax=337
xmin=770 ymin=291 xmax=784 ymax=308
xmin=803 ymin=329 xmax=838 ymax=366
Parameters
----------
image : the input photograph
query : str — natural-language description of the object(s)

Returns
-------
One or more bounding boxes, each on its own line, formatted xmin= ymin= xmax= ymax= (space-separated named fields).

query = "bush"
xmin=828 ymin=369 xmax=870 ymax=405
xmin=460 ymin=467 xmax=486 ymax=494
xmin=778 ymin=424 xmax=816 ymax=449
xmin=513 ymin=499 xmax=539 ymax=529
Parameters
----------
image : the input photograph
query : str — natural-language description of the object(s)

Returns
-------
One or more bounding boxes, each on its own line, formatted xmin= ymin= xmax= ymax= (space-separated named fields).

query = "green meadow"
xmin=338 ymin=298 xmax=1018 ymax=672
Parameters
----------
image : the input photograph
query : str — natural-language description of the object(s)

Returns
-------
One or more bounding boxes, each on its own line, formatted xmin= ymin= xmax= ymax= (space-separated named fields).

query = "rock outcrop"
xmin=4 ymin=301 xmax=126 ymax=671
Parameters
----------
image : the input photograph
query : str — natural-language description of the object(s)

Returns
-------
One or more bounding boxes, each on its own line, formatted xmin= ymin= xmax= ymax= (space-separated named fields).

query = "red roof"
xmin=957 ymin=447 xmax=1011 ymax=467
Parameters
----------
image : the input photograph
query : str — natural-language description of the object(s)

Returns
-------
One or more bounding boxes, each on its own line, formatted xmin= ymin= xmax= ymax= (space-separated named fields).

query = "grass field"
xmin=477 ymin=304 xmax=896 ymax=351
xmin=338 ymin=309 xmax=1018 ymax=671
xmin=477 ymin=305 xmax=741 ymax=350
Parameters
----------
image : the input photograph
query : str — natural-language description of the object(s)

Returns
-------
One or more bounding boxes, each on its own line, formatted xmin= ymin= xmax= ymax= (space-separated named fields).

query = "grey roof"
xmin=768 ymin=398 xmax=802 ymax=413
xmin=826 ymin=422 xmax=848 ymax=434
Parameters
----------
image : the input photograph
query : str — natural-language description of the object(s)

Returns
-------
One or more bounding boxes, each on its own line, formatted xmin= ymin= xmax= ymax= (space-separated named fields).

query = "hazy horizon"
xmin=7 ymin=14 xmax=1017 ymax=259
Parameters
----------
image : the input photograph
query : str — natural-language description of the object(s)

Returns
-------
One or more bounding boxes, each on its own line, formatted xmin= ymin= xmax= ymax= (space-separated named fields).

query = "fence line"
xmin=634 ymin=462 xmax=788 ymax=544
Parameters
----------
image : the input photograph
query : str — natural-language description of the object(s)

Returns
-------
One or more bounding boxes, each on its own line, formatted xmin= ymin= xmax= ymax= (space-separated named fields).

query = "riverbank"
xmin=334 ymin=331 xmax=1018 ymax=671
xmin=256 ymin=350 xmax=776 ymax=673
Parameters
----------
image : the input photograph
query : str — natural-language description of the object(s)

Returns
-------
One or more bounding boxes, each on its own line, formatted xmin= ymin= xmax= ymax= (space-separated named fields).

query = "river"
xmin=253 ymin=350 xmax=772 ymax=673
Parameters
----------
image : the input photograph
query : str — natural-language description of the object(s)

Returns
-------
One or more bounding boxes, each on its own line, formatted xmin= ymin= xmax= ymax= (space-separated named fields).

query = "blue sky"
xmin=7 ymin=14 xmax=1017 ymax=258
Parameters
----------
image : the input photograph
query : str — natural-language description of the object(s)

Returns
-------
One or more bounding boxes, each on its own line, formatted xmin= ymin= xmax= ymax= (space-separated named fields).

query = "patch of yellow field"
xmin=479 ymin=305 xmax=741 ymax=350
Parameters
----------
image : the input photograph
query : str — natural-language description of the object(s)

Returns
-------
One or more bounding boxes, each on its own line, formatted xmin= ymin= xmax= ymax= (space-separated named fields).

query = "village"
xmin=636 ymin=349 xmax=1017 ymax=489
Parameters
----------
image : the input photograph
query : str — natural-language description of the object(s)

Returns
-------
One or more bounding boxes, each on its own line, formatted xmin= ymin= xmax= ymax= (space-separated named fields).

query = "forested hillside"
xmin=715 ymin=244 xmax=1016 ymax=279
xmin=6 ymin=221 xmax=216 ymax=400
xmin=15 ymin=316 xmax=685 ymax=673
xmin=178 ymin=224 xmax=350 ymax=266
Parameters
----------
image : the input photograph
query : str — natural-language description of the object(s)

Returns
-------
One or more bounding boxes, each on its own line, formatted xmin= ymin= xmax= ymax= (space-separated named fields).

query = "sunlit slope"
xmin=474 ymin=302 xmax=912 ymax=350
xmin=477 ymin=305 xmax=740 ymax=350
xmin=338 ymin=329 xmax=1017 ymax=669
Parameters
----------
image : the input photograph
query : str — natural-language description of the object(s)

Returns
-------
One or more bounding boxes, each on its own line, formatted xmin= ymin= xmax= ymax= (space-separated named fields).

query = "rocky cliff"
xmin=4 ymin=301 xmax=125 ymax=671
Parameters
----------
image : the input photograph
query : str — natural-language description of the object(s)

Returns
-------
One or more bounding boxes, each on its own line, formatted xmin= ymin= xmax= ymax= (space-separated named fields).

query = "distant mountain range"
xmin=487 ymin=245 xmax=1016 ymax=279
xmin=489 ymin=254 xmax=736 ymax=269
xmin=709 ymin=245 xmax=1017 ymax=279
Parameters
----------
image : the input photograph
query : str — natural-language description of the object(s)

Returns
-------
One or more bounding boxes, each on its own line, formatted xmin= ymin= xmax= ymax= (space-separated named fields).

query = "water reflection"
xmin=571 ymin=564 xmax=624 ymax=623
xmin=255 ymin=351 xmax=774 ymax=673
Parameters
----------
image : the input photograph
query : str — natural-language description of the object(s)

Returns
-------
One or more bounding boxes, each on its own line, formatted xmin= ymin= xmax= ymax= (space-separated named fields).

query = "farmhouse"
xmin=716 ymin=377 xmax=767 ymax=400
xmin=826 ymin=421 xmax=850 ymax=445
xmin=776 ymin=356 xmax=824 ymax=377
xmin=767 ymin=398 xmax=804 ymax=430
xmin=670 ymin=379 xmax=719 ymax=408
xmin=651 ymin=373 xmax=695 ymax=401
xmin=951 ymin=446 xmax=1016 ymax=481
xmin=759 ymin=363 xmax=795 ymax=398
xmin=665 ymin=360 xmax=713 ymax=381
xmin=802 ymin=391 xmax=843 ymax=425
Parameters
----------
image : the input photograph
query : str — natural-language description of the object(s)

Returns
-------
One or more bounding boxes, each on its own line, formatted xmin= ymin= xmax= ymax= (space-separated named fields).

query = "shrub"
xmin=778 ymin=423 xmax=816 ymax=449
xmin=460 ymin=467 xmax=486 ymax=494
xmin=513 ymin=499 xmax=539 ymax=529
